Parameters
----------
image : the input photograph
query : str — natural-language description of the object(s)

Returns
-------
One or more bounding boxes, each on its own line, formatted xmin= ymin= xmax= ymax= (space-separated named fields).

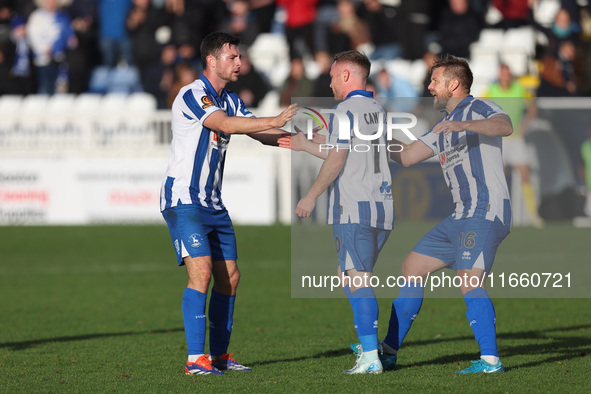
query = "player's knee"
xmin=214 ymin=269 xmax=240 ymax=294
xmin=229 ymin=268 xmax=241 ymax=289
xmin=187 ymin=266 xmax=212 ymax=290
xmin=401 ymin=264 xmax=431 ymax=283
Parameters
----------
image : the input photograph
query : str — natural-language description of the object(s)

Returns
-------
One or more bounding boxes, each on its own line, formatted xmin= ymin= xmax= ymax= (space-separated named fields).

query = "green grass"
xmin=0 ymin=223 xmax=590 ymax=392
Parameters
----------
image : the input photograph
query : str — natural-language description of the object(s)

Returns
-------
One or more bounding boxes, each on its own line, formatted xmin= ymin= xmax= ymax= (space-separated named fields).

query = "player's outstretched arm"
xmin=203 ymin=104 xmax=298 ymax=135
xmin=296 ymin=148 xmax=347 ymax=218
xmin=432 ymin=114 xmax=513 ymax=137
xmin=278 ymin=128 xmax=329 ymax=160
xmin=248 ymin=129 xmax=290 ymax=146
xmin=389 ymin=138 xmax=433 ymax=167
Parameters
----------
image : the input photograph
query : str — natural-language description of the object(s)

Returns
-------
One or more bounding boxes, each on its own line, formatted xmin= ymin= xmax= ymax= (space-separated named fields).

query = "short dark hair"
xmin=333 ymin=50 xmax=371 ymax=80
xmin=200 ymin=32 xmax=240 ymax=70
xmin=431 ymin=54 xmax=473 ymax=91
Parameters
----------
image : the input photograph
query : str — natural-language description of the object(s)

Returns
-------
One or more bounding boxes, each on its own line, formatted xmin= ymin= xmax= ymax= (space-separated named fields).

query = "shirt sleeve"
xmin=228 ymin=91 xmax=255 ymax=118
xmin=181 ymin=87 xmax=221 ymax=122
xmin=417 ymin=126 xmax=439 ymax=156
xmin=472 ymin=99 xmax=509 ymax=120
xmin=326 ymin=108 xmax=353 ymax=149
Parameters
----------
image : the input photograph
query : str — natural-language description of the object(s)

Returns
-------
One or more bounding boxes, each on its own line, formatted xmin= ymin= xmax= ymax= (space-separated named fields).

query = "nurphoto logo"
xmin=303 ymin=109 xmax=419 ymax=153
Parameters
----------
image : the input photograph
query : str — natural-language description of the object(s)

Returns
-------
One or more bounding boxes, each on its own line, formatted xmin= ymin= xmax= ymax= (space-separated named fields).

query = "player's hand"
xmin=277 ymin=134 xmax=292 ymax=149
xmin=432 ymin=120 xmax=465 ymax=136
xmin=312 ymin=130 xmax=326 ymax=144
xmin=296 ymin=195 xmax=316 ymax=218
xmin=274 ymin=104 xmax=299 ymax=128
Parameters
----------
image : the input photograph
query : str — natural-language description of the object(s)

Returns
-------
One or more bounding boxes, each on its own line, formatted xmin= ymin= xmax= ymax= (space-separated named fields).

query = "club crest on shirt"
xmin=201 ymin=96 xmax=213 ymax=109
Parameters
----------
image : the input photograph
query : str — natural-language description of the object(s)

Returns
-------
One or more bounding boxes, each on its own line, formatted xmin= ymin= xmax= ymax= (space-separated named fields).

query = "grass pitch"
xmin=0 ymin=223 xmax=590 ymax=392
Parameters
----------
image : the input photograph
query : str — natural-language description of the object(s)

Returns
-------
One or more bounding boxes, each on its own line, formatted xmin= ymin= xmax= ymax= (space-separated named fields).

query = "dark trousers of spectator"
xmin=36 ymin=63 xmax=58 ymax=95
xmin=286 ymin=23 xmax=315 ymax=60
xmin=100 ymin=38 xmax=134 ymax=68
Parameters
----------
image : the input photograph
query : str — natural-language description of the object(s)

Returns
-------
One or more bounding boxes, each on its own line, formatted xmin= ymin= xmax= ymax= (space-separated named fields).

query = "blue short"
xmin=161 ymin=205 xmax=237 ymax=265
xmin=333 ymin=223 xmax=391 ymax=273
xmin=413 ymin=215 xmax=510 ymax=272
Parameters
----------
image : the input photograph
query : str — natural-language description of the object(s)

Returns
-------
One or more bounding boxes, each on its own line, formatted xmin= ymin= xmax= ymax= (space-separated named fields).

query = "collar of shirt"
xmin=445 ymin=95 xmax=473 ymax=118
xmin=346 ymin=90 xmax=374 ymax=98
xmin=199 ymin=74 xmax=226 ymax=107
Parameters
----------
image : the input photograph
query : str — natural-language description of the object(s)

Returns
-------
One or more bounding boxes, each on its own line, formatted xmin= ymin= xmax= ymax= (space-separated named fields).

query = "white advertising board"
xmin=0 ymin=156 xmax=275 ymax=225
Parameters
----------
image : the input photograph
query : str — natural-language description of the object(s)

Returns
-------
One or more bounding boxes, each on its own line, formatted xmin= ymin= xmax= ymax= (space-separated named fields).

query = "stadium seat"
xmin=127 ymin=92 xmax=156 ymax=112
xmin=88 ymin=66 xmax=110 ymax=94
xmin=18 ymin=95 xmax=50 ymax=148
xmin=124 ymin=92 xmax=158 ymax=146
xmin=98 ymin=93 xmax=128 ymax=146
xmin=408 ymin=59 xmax=428 ymax=92
xmin=44 ymin=94 xmax=77 ymax=148
xmin=533 ymin=0 xmax=561 ymax=26
xmin=248 ymin=33 xmax=289 ymax=70
xmin=0 ymin=95 xmax=23 ymax=148
xmin=475 ymin=29 xmax=505 ymax=52
xmin=107 ymin=66 xmax=143 ymax=94
xmin=71 ymin=93 xmax=102 ymax=148
xmin=503 ymin=27 xmax=536 ymax=56
xmin=385 ymin=59 xmax=412 ymax=83
xmin=499 ymin=51 xmax=529 ymax=77
xmin=268 ymin=59 xmax=290 ymax=88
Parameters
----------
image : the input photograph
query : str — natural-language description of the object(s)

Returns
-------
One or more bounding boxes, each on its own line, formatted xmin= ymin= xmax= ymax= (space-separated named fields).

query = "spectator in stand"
xmin=531 ymin=6 xmax=579 ymax=96
xmin=26 ymin=0 xmax=77 ymax=94
xmin=484 ymin=63 xmax=544 ymax=227
xmin=277 ymin=0 xmax=319 ymax=60
xmin=64 ymin=0 xmax=99 ymax=94
xmin=332 ymin=0 xmax=371 ymax=52
xmin=0 ymin=9 xmax=36 ymax=95
xmin=314 ymin=0 xmax=338 ymax=54
xmin=492 ymin=0 xmax=530 ymax=29
xmin=279 ymin=57 xmax=314 ymax=107
xmin=580 ymin=125 xmax=591 ymax=217
xmin=250 ymin=0 xmax=276 ymax=35
xmin=361 ymin=0 xmax=402 ymax=60
xmin=95 ymin=0 xmax=133 ymax=67
xmin=166 ymin=60 xmax=198 ymax=108
xmin=226 ymin=48 xmax=270 ymax=108
xmin=436 ymin=0 xmax=483 ymax=59
xmin=421 ymin=51 xmax=438 ymax=96
xmin=225 ymin=0 xmax=259 ymax=47
xmin=144 ymin=42 xmax=176 ymax=109
xmin=12 ymin=0 xmax=35 ymax=19
xmin=312 ymin=50 xmax=333 ymax=97
xmin=168 ymin=0 xmax=228 ymax=61
xmin=127 ymin=0 xmax=173 ymax=94
xmin=397 ymin=0 xmax=431 ymax=60
xmin=373 ymin=68 xmax=418 ymax=113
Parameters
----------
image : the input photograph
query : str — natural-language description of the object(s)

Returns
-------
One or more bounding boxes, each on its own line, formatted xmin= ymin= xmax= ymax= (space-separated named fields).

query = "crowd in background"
xmin=1 ymin=0 xmax=591 ymax=215
xmin=1 ymin=0 xmax=591 ymax=101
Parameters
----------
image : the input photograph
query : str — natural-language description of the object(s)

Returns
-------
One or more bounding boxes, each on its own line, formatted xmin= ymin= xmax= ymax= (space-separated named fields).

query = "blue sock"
xmin=208 ymin=288 xmax=235 ymax=357
xmin=344 ymin=285 xmax=352 ymax=308
xmin=384 ymin=281 xmax=424 ymax=351
xmin=349 ymin=286 xmax=379 ymax=352
xmin=182 ymin=288 xmax=207 ymax=355
xmin=464 ymin=288 xmax=498 ymax=357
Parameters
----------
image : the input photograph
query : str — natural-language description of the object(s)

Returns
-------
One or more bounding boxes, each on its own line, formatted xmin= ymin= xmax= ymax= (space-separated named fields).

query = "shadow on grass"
xmin=1 ymin=324 xmax=589 ymax=371
xmin=0 ymin=328 xmax=184 ymax=351
xmin=394 ymin=323 xmax=591 ymax=372
xmin=249 ymin=348 xmax=352 ymax=367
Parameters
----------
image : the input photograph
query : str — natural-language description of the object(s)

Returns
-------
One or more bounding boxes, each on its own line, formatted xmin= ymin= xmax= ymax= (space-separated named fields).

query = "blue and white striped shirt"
xmin=419 ymin=96 xmax=512 ymax=225
xmin=160 ymin=75 xmax=254 ymax=211
xmin=326 ymin=90 xmax=395 ymax=230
